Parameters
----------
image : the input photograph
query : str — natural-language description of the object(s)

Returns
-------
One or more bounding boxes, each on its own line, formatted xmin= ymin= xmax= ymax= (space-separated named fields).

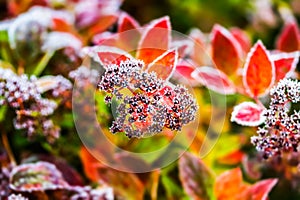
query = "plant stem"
xmin=1 ymin=128 xmax=16 ymax=167
xmin=32 ymin=51 xmax=54 ymax=76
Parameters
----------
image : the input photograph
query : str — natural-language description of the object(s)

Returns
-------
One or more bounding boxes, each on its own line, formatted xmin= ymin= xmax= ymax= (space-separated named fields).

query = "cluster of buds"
xmin=0 ymin=68 xmax=68 ymax=142
xmin=98 ymin=59 xmax=198 ymax=138
xmin=251 ymin=79 xmax=300 ymax=159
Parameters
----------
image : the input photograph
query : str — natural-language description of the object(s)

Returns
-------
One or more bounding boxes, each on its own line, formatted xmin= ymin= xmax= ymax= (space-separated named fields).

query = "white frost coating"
xmin=8 ymin=6 xmax=74 ymax=49
xmin=42 ymin=32 xmax=82 ymax=52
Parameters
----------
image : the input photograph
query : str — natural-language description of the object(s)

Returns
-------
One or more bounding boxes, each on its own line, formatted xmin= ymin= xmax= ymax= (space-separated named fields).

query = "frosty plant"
xmin=98 ymin=56 xmax=198 ymax=138
xmin=93 ymin=16 xmax=199 ymax=138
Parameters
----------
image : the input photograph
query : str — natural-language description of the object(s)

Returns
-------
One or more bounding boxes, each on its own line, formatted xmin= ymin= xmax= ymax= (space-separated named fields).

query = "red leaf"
xmin=231 ymin=102 xmax=266 ymax=126
xmin=272 ymin=51 xmax=299 ymax=81
xmin=179 ymin=152 xmax=215 ymax=200
xmin=96 ymin=46 xmax=134 ymax=67
xmin=276 ymin=22 xmax=300 ymax=52
xmin=147 ymin=49 xmax=178 ymax=81
xmin=174 ymin=59 xmax=198 ymax=86
xmin=79 ymin=147 xmax=145 ymax=199
xmin=243 ymin=40 xmax=275 ymax=97
xmin=230 ymin=27 xmax=251 ymax=54
xmin=136 ymin=16 xmax=171 ymax=65
xmin=249 ymin=179 xmax=278 ymax=200
xmin=211 ymin=25 xmax=242 ymax=76
xmin=117 ymin=12 xmax=141 ymax=51
xmin=191 ymin=66 xmax=236 ymax=95
xmin=118 ymin=12 xmax=140 ymax=32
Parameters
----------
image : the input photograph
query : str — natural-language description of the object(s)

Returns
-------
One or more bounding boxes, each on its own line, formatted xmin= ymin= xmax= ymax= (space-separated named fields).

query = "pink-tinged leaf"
xmin=248 ymin=179 xmax=278 ymax=200
xmin=242 ymin=155 xmax=262 ymax=180
xmin=179 ymin=152 xmax=215 ymax=200
xmin=276 ymin=22 xmax=300 ymax=52
xmin=191 ymin=66 xmax=236 ymax=95
xmin=93 ymin=32 xmax=119 ymax=46
xmin=9 ymin=161 xmax=69 ymax=192
xmin=230 ymin=27 xmax=251 ymax=54
xmin=243 ymin=40 xmax=275 ymax=97
xmin=95 ymin=46 xmax=134 ymax=67
xmin=189 ymin=28 xmax=208 ymax=66
xmin=231 ymin=102 xmax=266 ymax=126
xmin=174 ymin=59 xmax=198 ymax=86
xmin=147 ymin=49 xmax=177 ymax=81
xmin=171 ymin=40 xmax=193 ymax=58
xmin=272 ymin=51 xmax=299 ymax=81
xmin=211 ymin=25 xmax=242 ymax=76
xmin=136 ymin=16 xmax=171 ymax=65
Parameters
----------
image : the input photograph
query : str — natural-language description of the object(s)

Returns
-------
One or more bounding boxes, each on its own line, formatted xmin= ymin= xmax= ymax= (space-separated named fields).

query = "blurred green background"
xmin=122 ymin=0 xmax=300 ymax=48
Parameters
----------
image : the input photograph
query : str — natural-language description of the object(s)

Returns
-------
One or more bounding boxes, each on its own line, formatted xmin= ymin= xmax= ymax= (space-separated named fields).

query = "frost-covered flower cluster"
xmin=98 ymin=59 xmax=198 ymax=138
xmin=251 ymin=79 xmax=300 ymax=159
xmin=0 ymin=68 xmax=71 ymax=141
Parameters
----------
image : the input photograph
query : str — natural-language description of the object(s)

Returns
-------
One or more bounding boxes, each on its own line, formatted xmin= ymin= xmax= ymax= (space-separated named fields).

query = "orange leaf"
xmin=217 ymin=149 xmax=245 ymax=165
xmin=147 ymin=49 xmax=178 ymax=81
xmin=243 ymin=41 xmax=275 ymax=97
xmin=272 ymin=51 xmax=299 ymax=81
xmin=79 ymin=147 xmax=101 ymax=182
xmin=211 ymin=25 xmax=242 ymax=76
xmin=214 ymin=168 xmax=249 ymax=200
xmin=276 ymin=22 xmax=300 ymax=52
xmin=88 ymin=15 xmax=118 ymax=37
xmin=136 ymin=16 xmax=171 ymax=64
